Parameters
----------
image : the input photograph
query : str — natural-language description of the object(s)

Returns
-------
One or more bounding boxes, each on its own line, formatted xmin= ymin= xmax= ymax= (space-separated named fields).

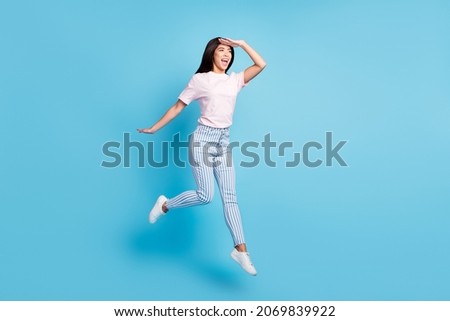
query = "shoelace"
xmin=244 ymin=253 xmax=254 ymax=266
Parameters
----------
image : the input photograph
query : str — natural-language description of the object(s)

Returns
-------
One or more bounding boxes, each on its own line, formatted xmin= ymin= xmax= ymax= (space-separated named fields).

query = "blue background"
xmin=1 ymin=0 xmax=449 ymax=300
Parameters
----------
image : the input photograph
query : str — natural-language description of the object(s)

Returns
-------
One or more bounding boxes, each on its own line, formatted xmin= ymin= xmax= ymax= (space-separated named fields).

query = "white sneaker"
xmin=231 ymin=249 xmax=257 ymax=276
xmin=148 ymin=195 xmax=168 ymax=223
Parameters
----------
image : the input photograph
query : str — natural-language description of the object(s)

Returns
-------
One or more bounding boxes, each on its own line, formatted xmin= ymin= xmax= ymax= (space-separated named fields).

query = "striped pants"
xmin=165 ymin=124 xmax=246 ymax=246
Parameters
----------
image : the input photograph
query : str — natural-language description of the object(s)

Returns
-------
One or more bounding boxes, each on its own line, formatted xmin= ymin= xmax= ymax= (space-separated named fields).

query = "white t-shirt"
xmin=178 ymin=71 xmax=247 ymax=128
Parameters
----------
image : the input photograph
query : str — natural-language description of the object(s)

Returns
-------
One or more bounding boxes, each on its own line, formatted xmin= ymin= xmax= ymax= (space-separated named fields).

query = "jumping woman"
xmin=137 ymin=37 xmax=266 ymax=275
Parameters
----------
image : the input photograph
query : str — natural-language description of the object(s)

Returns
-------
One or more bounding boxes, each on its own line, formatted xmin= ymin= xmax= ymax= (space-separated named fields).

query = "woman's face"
xmin=212 ymin=44 xmax=232 ymax=73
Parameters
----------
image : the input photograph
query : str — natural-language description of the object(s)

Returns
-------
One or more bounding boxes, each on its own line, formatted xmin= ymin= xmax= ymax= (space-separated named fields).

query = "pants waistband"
xmin=197 ymin=123 xmax=230 ymax=132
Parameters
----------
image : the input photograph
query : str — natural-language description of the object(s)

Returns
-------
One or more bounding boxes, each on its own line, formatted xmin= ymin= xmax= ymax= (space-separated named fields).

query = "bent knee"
xmin=197 ymin=191 xmax=213 ymax=204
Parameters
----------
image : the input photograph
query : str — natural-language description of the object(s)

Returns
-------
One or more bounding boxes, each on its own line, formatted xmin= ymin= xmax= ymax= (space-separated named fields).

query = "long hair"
xmin=195 ymin=37 xmax=235 ymax=74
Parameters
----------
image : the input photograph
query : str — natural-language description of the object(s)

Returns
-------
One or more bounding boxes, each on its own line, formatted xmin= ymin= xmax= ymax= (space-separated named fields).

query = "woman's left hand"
xmin=219 ymin=37 xmax=245 ymax=48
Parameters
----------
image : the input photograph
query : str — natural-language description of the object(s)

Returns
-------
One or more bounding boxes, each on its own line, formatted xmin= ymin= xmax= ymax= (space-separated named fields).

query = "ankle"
xmin=235 ymin=243 xmax=247 ymax=252
xmin=162 ymin=202 xmax=168 ymax=213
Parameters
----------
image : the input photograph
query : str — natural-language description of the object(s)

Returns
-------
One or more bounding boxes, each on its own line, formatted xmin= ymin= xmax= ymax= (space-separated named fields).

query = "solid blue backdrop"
xmin=1 ymin=0 xmax=449 ymax=300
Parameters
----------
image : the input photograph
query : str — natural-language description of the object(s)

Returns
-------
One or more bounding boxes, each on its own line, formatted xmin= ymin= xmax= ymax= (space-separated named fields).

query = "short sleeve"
xmin=178 ymin=75 xmax=200 ymax=105
xmin=236 ymin=71 xmax=248 ymax=90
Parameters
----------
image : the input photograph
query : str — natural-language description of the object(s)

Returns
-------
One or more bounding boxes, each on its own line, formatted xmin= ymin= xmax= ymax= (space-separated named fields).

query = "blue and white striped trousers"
xmin=165 ymin=124 xmax=246 ymax=246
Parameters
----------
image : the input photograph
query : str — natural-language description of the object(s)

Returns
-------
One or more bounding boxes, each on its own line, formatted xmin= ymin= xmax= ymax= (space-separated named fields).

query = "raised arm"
xmin=137 ymin=99 xmax=187 ymax=134
xmin=219 ymin=38 xmax=267 ymax=84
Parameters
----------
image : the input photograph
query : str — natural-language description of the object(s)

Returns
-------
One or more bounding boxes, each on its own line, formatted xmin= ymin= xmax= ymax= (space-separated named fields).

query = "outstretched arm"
xmin=219 ymin=38 xmax=267 ymax=84
xmin=137 ymin=99 xmax=187 ymax=134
